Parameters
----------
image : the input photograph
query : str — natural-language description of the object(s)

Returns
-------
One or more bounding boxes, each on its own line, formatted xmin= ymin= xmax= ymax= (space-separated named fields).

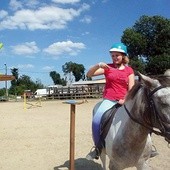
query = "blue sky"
xmin=0 ymin=0 xmax=170 ymax=87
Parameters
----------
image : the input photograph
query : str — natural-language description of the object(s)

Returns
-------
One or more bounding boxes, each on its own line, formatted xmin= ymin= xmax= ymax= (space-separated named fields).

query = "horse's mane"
xmin=126 ymin=81 xmax=143 ymax=101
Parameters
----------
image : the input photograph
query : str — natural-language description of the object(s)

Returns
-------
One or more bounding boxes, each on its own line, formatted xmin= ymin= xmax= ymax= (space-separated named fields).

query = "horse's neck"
xmin=109 ymin=99 xmax=149 ymax=143
xmin=121 ymin=99 xmax=150 ymax=143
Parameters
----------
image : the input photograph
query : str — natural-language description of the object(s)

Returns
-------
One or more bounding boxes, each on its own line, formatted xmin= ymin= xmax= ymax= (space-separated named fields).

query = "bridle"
xmin=124 ymin=85 xmax=170 ymax=144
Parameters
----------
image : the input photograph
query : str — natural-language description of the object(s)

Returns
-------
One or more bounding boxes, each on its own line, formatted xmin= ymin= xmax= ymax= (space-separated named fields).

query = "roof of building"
xmin=72 ymin=78 xmax=106 ymax=85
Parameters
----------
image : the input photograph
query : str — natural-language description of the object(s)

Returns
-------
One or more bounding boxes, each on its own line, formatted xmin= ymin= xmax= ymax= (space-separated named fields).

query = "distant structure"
xmin=46 ymin=79 xmax=105 ymax=100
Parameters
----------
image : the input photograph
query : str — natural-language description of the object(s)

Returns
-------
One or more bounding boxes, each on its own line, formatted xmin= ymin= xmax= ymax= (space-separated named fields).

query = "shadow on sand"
xmin=54 ymin=158 xmax=103 ymax=170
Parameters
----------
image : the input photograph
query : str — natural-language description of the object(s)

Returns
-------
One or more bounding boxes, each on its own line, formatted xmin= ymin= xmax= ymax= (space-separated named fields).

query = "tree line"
xmin=0 ymin=15 xmax=169 ymax=97
xmin=3 ymin=61 xmax=86 ymax=96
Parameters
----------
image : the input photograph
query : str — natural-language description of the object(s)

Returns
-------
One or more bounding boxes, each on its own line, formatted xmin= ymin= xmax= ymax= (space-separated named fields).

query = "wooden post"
xmin=63 ymin=100 xmax=84 ymax=170
xmin=23 ymin=93 xmax=26 ymax=110
xmin=70 ymin=104 xmax=75 ymax=170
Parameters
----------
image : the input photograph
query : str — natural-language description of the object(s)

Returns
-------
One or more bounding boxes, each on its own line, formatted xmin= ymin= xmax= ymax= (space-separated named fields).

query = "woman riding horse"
xmin=86 ymin=42 xmax=135 ymax=160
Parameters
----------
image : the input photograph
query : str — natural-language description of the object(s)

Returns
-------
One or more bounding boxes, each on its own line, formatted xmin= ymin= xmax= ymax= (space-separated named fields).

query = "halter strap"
xmin=124 ymin=104 xmax=164 ymax=137
xmin=148 ymin=86 xmax=167 ymax=137
xmin=149 ymin=85 xmax=164 ymax=98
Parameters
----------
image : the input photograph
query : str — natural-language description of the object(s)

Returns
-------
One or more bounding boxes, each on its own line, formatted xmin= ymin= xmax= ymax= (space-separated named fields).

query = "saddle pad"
xmin=100 ymin=103 xmax=121 ymax=146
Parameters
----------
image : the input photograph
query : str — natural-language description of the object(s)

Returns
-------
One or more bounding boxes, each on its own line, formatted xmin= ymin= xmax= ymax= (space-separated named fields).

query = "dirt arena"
xmin=0 ymin=99 xmax=169 ymax=170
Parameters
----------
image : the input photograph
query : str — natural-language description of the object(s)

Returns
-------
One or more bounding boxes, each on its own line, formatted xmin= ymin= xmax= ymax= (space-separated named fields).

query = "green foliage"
xmin=129 ymin=58 xmax=146 ymax=74
xmin=145 ymin=54 xmax=170 ymax=75
xmin=9 ymin=68 xmax=44 ymax=96
xmin=62 ymin=61 xmax=85 ymax=82
xmin=10 ymin=68 xmax=18 ymax=87
xmin=122 ymin=15 xmax=170 ymax=75
xmin=49 ymin=71 xmax=66 ymax=86
xmin=122 ymin=28 xmax=147 ymax=58
xmin=0 ymin=88 xmax=5 ymax=96
xmin=72 ymin=63 xmax=85 ymax=81
xmin=62 ymin=61 xmax=74 ymax=74
xmin=133 ymin=15 xmax=170 ymax=57
xmin=61 ymin=78 xmax=67 ymax=86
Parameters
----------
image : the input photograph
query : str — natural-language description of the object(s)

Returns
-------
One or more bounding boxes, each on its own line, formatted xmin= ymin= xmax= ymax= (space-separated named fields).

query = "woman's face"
xmin=110 ymin=51 xmax=124 ymax=65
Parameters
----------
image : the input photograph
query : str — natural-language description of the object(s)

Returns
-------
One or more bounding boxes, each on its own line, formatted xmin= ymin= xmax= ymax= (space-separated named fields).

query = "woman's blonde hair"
xmin=122 ymin=55 xmax=129 ymax=64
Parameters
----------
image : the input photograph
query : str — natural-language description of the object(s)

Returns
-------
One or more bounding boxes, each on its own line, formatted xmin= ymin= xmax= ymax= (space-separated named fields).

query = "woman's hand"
xmin=118 ymin=99 xmax=125 ymax=105
xmin=86 ymin=62 xmax=110 ymax=77
xmin=98 ymin=62 xmax=110 ymax=69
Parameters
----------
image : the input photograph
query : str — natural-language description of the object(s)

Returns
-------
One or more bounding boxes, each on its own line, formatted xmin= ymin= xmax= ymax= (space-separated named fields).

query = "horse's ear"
xmin=164 ymin=69 xmax=170 ymax=76
xmin=137 ymin=72 xmax=160 ymax=89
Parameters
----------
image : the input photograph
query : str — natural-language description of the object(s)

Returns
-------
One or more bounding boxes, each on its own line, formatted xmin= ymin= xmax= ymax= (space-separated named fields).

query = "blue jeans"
xmin=92 ymin=99 xmax=117 ymax=146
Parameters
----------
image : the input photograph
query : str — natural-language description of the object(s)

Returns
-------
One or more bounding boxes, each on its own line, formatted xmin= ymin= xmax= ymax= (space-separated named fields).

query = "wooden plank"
xmin=0 ymin=75 xmax=15 ymax=81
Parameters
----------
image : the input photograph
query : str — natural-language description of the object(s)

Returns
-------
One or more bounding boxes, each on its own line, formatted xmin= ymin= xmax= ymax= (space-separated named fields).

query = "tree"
xmin=122 ymin=15 xmax=170 ymax=75
xmin=129 ymin=58 xmax=146 ymax=74
xmin=72 ymin=63 xmax=85 ymax=81
xmin=10 ymin=68 xmax=18 ymax=85
xmin=62 ymin=61 xmax=85 ymax=82
xmin=49 ymin=71 xmax=66 ymax=86
xmin=9 ymin=69 xmax=44 ymax=96
xmin=35 ymin=79 xmax=44 ymax=89
xmin=133 ymin=15 xmax=170 ymax=57
xmin=121 ymin=28 xmax=147 ymax=59
xmin=0 ymin=88 xmax=5 ymax=96
xmin=62 ymin=61 xmax=74 ymax=84
xmin=9 ymin=68 xmax=19 ymax=95
xmin=145 ymin=54 xmax=170 ymax=75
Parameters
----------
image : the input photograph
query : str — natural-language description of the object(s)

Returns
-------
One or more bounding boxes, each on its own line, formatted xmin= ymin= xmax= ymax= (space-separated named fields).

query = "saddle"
xmin=99 ymin=103 xmax=121 ymax=147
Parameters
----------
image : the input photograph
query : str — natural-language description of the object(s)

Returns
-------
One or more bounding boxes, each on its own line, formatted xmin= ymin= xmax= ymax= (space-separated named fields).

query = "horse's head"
xmin=138 ymin=70 xmax=170 ymax=143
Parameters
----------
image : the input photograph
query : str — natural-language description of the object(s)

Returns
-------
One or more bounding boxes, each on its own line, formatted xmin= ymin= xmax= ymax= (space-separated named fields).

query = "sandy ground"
xmin=0 ymin=99 xmax=169 ymax=170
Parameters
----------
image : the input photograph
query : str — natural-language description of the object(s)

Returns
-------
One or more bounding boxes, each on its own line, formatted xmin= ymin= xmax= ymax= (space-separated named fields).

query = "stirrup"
xmin=86 ymin=146 xmax=100 ymax=160
xmin=94 ymin=147 xmax=100 ymax=159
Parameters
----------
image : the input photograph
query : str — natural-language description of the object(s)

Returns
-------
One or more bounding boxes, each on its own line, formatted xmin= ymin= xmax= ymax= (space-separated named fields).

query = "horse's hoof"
xmin=150 ymin=150 xmax=159 ymax=158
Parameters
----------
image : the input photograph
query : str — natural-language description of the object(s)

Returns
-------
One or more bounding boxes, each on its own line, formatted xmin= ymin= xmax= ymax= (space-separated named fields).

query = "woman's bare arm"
xmin=128 ymin=73 xmax=135 ymax=91
xmin=86 ymin=64 xmax=104 ymax=77
xmin=86 ymin=62 xmax=110 ymax=77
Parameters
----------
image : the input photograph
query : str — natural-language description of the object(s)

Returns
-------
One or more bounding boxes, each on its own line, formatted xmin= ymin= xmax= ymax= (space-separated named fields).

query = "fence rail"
xmin=47 ymin=85 xmax=104 ymax=100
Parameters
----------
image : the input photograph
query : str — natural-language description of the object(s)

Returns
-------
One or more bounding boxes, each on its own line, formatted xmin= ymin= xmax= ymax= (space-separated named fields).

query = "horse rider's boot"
xmin=86 ymin=146 xmax=100 ymax=160
xmin=150 ymin=145 xmax=159 ymax=158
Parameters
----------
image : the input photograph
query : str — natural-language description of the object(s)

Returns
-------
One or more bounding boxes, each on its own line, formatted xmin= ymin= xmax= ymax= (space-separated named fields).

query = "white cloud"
xmin=25 ymin=0 xmax=40 ymax=8
xmin=42 ymin=66 xmax=55 ymax=71
xmin=9 ymin=0 xmax=23 ymax=11
xmin=79 ymin=3 xmax=90 ymax=12
xmin=0 ymin=3 xmax=90 ymax=30
xmin=16 ymin=64 xmax=34 ymax=69
xmin=81 ymin=31 xmax=90 ymax=36
xmin=0 ymin=10 xmax=8 ymax=19
xmin=80 ymin=15 xmax=92 ymax=24
xmin=52 ymin=0 xmax=80 ymax=4
xmin=11 ymin=41 xmax=40 ymax=55
xmin=43 ymin=40 xmax=86 ymax=57
xmin=9 ymin=0 xmax=40 ymax=10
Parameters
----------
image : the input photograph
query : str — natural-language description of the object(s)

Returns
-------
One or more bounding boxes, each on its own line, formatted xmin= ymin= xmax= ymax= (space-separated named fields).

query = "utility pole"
xmin=4 ymin=63 xmax=8 ymax=100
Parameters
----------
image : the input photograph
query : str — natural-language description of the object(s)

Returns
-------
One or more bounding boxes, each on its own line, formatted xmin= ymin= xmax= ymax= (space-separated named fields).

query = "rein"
xmin=124 ymin=85 xmax=167 ymax=138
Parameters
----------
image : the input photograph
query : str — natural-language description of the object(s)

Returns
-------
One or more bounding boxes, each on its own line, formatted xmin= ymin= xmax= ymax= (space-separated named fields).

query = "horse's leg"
xmin=109 ymin=160 xmax=123 ymax=170
xmin=136 ymin=160 xmax=152 ymax=170
xmin=100 ymin=150 xmax=107 ymax=170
